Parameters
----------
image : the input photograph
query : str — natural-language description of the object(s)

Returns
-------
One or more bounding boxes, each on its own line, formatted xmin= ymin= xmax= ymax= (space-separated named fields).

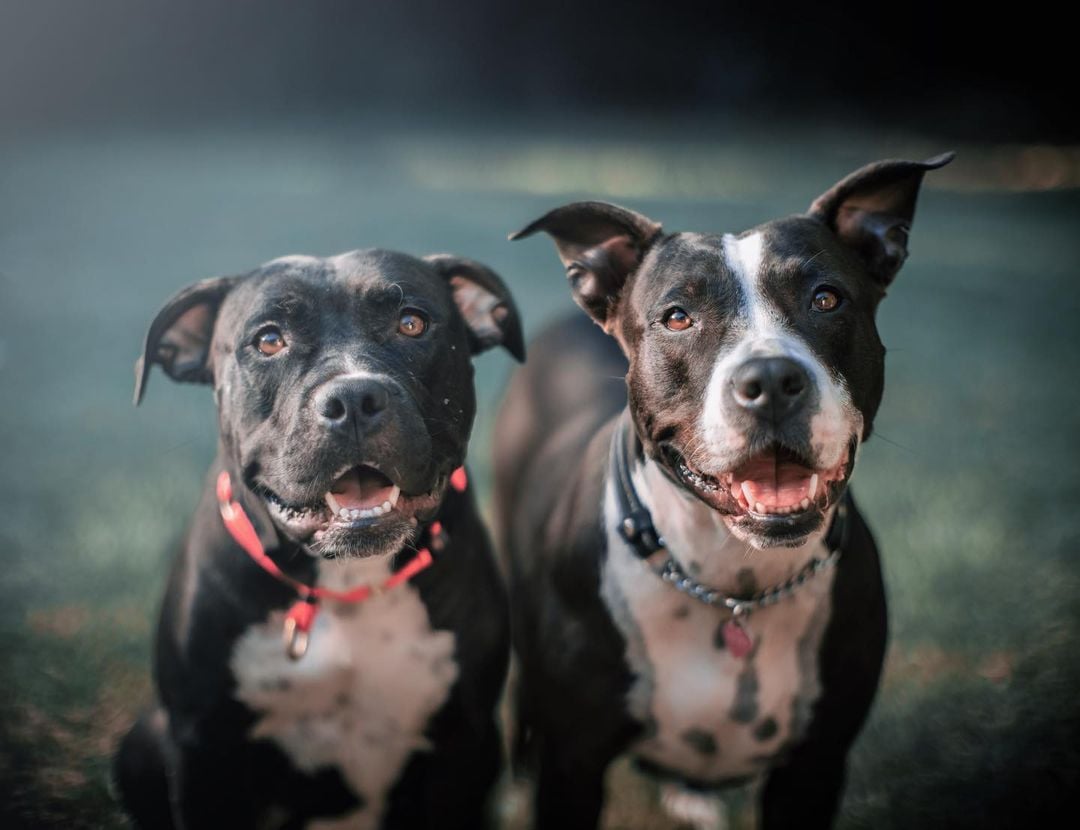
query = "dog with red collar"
xmin=114 ymin=249 xmax=522 ymax=829
xmin=496 ymin=155 xmax=952 ymax=829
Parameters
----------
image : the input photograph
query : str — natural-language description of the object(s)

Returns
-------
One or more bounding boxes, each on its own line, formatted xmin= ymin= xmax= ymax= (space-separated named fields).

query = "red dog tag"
xmin=723 ymin=619 xmax=753 ymax=658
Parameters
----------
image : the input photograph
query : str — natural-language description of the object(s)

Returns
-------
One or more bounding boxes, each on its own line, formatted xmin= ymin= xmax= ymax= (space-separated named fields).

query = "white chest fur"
xmin=601 ymin=464 xmax=835 ymax=786
xmin=230 ymin=556 xmax=458 ymax=830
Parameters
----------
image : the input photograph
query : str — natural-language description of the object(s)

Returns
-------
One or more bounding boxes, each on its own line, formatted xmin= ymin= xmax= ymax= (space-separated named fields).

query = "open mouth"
xmin=727 ymin=445 xmax=847 ymax=516
xmin=259 ymin=463 xmax=444 ymax=556
xmin=324 ymin=465 xmax=401 ymax=523
xmin=673 ymin=440 xmax=854 ymax=522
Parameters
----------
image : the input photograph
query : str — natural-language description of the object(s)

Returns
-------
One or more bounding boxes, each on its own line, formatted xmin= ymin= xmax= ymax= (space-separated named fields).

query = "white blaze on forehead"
xmin=723 ymin=231 xmax=771 ymax=334
xmin=698 ymin=232 xmax=860 ymax=471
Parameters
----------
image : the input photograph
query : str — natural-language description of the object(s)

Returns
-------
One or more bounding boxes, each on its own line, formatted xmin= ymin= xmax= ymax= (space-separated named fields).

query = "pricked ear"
xmin=424 ymin=255 xmax=525 ymax=362
xmin=133 ymin=276 xmax=236 ymax=405
xmin=809 ymin=152 xmax=954 ymax=287
xmin=509 ymin=201 xmax=662 ymax=329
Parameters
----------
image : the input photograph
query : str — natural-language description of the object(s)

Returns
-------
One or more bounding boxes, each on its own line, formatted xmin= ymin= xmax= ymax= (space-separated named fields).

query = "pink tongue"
xmin=330 ymin=469 xmax=394 ymax=510
xmin=734 ymin=457 xmax=813 ymax=508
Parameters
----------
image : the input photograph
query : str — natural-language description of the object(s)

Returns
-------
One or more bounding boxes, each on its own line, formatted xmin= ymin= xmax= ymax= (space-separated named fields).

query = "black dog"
xmin=115 ymin=249 xmax=523 ymax=829
xmin=496 ymin=155 xmax=952 ymax=829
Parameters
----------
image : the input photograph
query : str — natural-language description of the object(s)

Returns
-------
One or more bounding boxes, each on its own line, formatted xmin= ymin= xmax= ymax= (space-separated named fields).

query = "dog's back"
xmin=494 ymin=314 xmax=632 ymax=771
xmin=494 ymin=314 xmax=625 ymax=548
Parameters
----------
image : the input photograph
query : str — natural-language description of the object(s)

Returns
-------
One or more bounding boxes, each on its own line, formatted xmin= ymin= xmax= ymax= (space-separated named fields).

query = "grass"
xmin=1 ymin=116 xmax=1078 ymax=827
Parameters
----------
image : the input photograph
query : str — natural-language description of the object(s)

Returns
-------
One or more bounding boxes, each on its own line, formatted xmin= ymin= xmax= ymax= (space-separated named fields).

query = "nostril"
xmin=360 ymin=389 xmax=387 ymax=416
xmin=740 ymin=379 xmax=763 ymax=401
xmin=781 ymin=372 xmax=805 ymax=397
xmin=322 ymin=396 xmax=347 ymax=421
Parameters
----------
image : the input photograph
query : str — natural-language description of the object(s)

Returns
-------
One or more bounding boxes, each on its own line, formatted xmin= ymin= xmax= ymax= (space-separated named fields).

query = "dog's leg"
xmin=383 ymin=717 xmax=504 ymax=830
xmin=113 ymin=706 xmax=176 ymax=830
xmin=758 ymin=745 xmax=847 ymax=830
xmin=173 ymin=741 xmax=258 ymax=829
xmin=534 ymin=741 xmax=611 ymax=830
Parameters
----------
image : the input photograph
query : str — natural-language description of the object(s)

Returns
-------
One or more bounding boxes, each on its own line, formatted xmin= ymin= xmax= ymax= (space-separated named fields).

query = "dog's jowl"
xmin=114 ymin=250 xmax=523 ymax=829
xmin=496 ymin=155 xmax=952 ymax=829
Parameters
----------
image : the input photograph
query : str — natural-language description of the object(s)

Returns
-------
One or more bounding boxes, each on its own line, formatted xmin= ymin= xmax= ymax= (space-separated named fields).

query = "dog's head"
xmin=135 ymin=249 xmax=523 ymax=558
xmin=514 ymin=154 xmax=951 ymax=548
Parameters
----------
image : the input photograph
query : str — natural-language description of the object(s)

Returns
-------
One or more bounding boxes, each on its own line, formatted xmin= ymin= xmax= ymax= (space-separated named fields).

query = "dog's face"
xmin=515 ymin=154 xmax=951 ymax=548
xmin=135 ymin=249 xmax=523 ymax=558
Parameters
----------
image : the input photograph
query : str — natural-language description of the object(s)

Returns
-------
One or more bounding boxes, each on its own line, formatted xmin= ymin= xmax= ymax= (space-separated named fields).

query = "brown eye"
xmin=256 ymin=327 xmax=286 ymax=355
xmin=663 ymin=307 xmax=693 ymax=331
xmin=812 ymin=288 xmax=841 ymax=313
xmin=398 ymin=309 xmax=427 ymax=337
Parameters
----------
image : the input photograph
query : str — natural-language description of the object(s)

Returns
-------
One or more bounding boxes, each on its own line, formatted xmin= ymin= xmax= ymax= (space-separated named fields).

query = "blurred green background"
xmin=2 ymin=2 xmax=1078 ymax=828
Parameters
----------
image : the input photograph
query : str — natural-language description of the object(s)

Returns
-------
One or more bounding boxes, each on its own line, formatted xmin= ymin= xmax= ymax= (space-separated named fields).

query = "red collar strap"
xmin=215 ymin=467 xmax=467 ymax=660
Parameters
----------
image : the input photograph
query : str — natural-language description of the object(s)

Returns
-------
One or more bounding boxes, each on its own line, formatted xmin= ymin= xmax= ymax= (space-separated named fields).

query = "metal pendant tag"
xmin=282 ymin=613 xmax=308 ymax=660
xmin=282 ymin=617 xmax=309 ymax=661
xmin=282 ymin=598 xmax=318 ymax=661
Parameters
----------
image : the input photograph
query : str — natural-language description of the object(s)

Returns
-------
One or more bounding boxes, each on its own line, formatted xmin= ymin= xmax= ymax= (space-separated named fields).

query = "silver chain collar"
xmin=655 ymin=501 xmax=846 ymax=618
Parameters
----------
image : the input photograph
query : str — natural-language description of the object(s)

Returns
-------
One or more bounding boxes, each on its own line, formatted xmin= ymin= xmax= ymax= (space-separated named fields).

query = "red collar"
xmin=215 ymin=467 xmax=466 ymax=660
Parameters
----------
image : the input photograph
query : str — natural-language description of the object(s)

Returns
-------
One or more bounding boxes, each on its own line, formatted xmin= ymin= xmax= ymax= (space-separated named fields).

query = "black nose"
xmin=731 ymin=357 xmax=810 ymax=421
xmin=315 ymin=376 xmax=391 ymax=429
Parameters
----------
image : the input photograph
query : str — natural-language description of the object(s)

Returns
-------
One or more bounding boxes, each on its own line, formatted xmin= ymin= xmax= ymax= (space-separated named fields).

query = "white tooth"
xmin=351 ymin=508 xmax=363 ymax=519
xmin=741 ymin=482 xmax=754 ymax=506
xmin=338 ymin=507 xmax=350 ymax=518
xmin=808 ymin=474 xmax=819 ymax=500
xmin=388 ymin=486 xmax=401 ymax=507
xmin=382 ymin=500 xmax=392 ymax=512
xmin=755 ymin=502 xmax=766 ymax=514
xmin=362 ymin=508 xmax=374 ymax=518
xmin=800 ymin=498 xmax=810 ymax=509
xmin=326 ymin=493 xmax=342 ymax=514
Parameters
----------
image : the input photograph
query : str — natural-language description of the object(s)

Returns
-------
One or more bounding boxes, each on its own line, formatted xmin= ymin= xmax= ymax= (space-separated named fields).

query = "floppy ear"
xmin=424 ymin=255 xmax=525 ymax=362
xmin=509 ymin=201 xmax=663 ymax=330
xmin=133 ymin=276 xmax=236 ymax=405
xmin=808 ymin=152 xmax=954 ymax=288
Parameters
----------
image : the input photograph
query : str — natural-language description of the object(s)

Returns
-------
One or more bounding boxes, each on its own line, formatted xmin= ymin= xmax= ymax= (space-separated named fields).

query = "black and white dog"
xmin=496 ymin=154 xmax=952 ymax=829
xmin=114 ymin=249 xmax=523 ymax=829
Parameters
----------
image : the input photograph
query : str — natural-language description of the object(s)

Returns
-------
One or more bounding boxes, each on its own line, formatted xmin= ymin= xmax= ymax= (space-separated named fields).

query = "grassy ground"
xmin=1 ymin=118 xmax=1078 ymax=828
